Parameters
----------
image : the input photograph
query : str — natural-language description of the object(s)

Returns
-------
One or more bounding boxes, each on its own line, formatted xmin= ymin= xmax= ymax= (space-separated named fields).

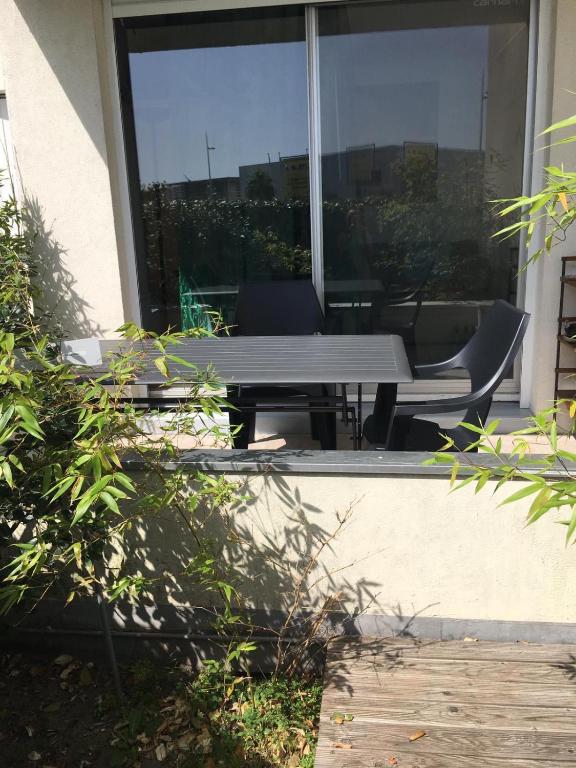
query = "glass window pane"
xmin=119 ymin=7 xmax=310 ymax=332
xmin=318 ymin=0 xmax=529 ymax=371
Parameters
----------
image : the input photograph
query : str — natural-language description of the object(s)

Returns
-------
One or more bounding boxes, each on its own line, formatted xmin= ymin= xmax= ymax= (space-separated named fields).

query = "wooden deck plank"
xmin=315 ymin=748 xmax=576 ymax=768
xmin=329 ymin=637 xmax=576 ymax=664
xmin=315 ymin=637 xmax=576 ymax=767
xmin=323 ymin=680 xmax=576 ymax=708
xmin=318 ymin=699 xmax=576 ymax=733
xmin=315 ymin=721 xmax=576 ymax=761
xmin=326 ymin=658 xmax=576 ymax=686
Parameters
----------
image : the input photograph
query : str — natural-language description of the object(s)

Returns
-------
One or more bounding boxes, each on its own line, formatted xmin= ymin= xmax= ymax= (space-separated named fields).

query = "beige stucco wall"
xmin=0 ymin=0 xmax=126 ymax=337
xmin=0 ymin=41 xmax=6 ymax=93
xmin=124 ymin=471 xmax=576 ymax=627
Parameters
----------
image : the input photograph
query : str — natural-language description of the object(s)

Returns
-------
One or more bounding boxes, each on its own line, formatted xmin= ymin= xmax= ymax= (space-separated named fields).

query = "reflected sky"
xmin=130 ymin=41 xmax=308 ymax=185
xmin=320 ymin=25 xmax=490 ymax=155
xmin=129 ymin=22 xmax=501 ymax=186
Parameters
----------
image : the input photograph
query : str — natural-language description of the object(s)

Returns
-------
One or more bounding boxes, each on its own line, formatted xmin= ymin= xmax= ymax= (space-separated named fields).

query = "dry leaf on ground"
xmin=155 ymin=743 xmax=168 ymax=762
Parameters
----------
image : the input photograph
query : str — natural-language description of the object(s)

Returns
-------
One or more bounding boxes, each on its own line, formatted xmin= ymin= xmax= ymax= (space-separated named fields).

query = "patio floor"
xmin=315 ymin=636 xmax=576 ymax=767
xmin=249 ymin=403 xmax=575 ymax=453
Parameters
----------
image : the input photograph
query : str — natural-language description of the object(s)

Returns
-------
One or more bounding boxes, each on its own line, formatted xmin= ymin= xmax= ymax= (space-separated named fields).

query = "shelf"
xmin=562 ymin=256 xmax=576 ymax=262
xmin=556 ymin=367 xmax=576 ymax=373
xmin=561 ymin=276 xmax=576 ymax=287
xmin=555 ymin=389 xmax=576 ymax=398
xmin=560 ymin=316 xmax=576 ymax=322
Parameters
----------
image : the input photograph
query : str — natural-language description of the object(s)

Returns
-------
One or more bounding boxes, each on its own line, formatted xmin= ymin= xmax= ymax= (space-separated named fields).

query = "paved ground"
xmin=314 ymin=636 xmax=576 ymax=767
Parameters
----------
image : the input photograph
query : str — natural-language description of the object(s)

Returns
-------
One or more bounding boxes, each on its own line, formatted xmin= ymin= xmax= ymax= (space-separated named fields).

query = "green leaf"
xmin=100 ymin=491 xmax=120 ymax=514
xmin=74 ymin=411 xmax=102 ymax=439
xmin=484 ymin=419 xmax=501 ymax=436
xmin=154 ymin=356 xmax=169 ymax=378
xmin=458 ymin=421 xmax=486 ymax=435
xmin=7 ymin=454 xmax=23 ymax=472
xmin=424 ymin=453 xmax=456 ymax=464
xmin=449 ymin=461 xmax=460 ymax=486
xmin=550 ymin=420 xmax=558 ymax=452
xmin=526 ymin=487 xmax=553 ymax=523
xmin=70 ymin=475 xmax=85 ymax=502
xmin=557 ymin=449 xmax=576 ymax=462
xmin=165 ymin=354 xmax=198 ymax=370
xmin=14 ymin=404 xmax=44 ymax=439
xmin=541 ymin=114 xmax=576 ymax=135
xmin=475 ymin=471 xmax=490 ymax=494
xmin=114 ymin=473 xmax=136 ymax=493
xmin=451 ymin=474 xmax=477 ymax=492
xmin=70 ymin=496 xmax=93 ymax=526
xmin=1 ymin=460 xmax=13 ymax=488
xmin=499 ymin=481 xmax=544 ymax=506
xmin=72 ymin=542 xmax=82 ymax=569
xmin=565 ymin=510 xmax=576 ymax=545
xmin=48 ymin=475 xmax=76 ymax=502
xmin=0 ymin=405 xmax=15 ymax=434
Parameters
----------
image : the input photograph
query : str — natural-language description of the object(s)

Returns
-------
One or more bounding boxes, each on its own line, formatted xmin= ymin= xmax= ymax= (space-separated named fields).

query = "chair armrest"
xmin=414 ymin=356 xmax=464 ymax=378
xmin=394 ymin=393 xmax=488 ymax=417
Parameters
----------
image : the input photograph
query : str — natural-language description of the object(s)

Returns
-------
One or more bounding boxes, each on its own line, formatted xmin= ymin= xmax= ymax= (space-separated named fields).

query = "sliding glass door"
xmin=116 ymin=0 xmax=530 ymax=377
xmin=317 ymin=1 xmax=529 ymax=364
xmin=117 ymin=7 xmax=311 ymax=331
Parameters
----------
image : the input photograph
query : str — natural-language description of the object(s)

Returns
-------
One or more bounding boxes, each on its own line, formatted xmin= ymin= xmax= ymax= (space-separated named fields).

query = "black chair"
xmin=229 ymin=280 xmax=337 ymax=449
xmin=363 ymin=300 xmax=530 ymax=451
xmin=370 ymin=256 xmax=434 ymax=359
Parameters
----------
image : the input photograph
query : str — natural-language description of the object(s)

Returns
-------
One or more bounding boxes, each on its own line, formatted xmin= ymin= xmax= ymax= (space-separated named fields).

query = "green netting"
xmin=179 ymin=272 xmax=213 ymax=332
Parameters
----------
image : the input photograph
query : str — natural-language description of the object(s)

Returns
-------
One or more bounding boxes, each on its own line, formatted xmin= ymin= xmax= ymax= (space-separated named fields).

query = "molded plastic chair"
xmin=363 ymin=300 xmax=530 ymax=451
xmin=370 ymin=256 xmax=434 ymax=351
xmin=234 ymin=280 xmax=326 ymax=337
xmin=229 ymin=280 xmax=336 ymax=449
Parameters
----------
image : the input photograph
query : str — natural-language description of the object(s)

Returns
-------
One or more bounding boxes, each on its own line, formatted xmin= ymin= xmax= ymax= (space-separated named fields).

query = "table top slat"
xmin=93 ymin=334 xmax=412 ymax=386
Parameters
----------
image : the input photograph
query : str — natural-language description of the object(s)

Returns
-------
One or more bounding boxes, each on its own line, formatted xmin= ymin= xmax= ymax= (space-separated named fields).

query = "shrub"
xmin=0 ymin=178 xmax=242 ymax=623
xmin=429 ymin=114 xmax=576 ymax=543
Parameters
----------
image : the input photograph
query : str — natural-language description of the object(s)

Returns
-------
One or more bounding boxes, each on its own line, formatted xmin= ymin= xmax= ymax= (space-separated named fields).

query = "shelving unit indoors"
xmin=555 ymin=256 xmax=576 ymax=402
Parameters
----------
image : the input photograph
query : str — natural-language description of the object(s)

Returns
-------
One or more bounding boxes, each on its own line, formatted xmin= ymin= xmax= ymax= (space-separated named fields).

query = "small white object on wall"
xmin=60 ymin=338 xmax=103 ymax=366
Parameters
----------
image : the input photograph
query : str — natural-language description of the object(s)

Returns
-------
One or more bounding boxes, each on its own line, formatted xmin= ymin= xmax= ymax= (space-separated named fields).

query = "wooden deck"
xmin=315 ymin=637 xmax=576 ymax=767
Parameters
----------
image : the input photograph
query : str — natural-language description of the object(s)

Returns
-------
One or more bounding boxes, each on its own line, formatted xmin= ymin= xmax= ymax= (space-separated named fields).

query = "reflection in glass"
xmin=318 ymin=1 xmax=529 ymax=366
xmin=119 ymin=8 xmax=311 ymax=331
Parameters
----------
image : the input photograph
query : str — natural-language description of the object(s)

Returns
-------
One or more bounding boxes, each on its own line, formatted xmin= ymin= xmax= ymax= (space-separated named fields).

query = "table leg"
xmin=357 ymin=384 xmax=363 ymax=445
xmin=226 ymin=386 xmax=253 ymax=449
xmin=373 ymin=383 xmax=398 ymax=448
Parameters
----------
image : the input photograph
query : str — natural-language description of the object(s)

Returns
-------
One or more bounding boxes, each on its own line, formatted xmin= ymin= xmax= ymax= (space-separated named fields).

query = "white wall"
xmin=0 ymin=40 xmax=6 ymax=93
xmin=0 ymin=0 xmax=127 ymax=337
xmin=122 ymin=470 xmax=576 ymax=627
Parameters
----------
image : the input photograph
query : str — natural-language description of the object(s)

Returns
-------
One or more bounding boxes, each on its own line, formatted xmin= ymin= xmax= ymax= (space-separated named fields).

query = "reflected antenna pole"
xmin=205 ymin=131 xmax=215 ymax=182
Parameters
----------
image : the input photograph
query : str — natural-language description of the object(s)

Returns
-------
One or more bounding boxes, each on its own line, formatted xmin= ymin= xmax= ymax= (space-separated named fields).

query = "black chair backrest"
xmin=234 ymin=280 xmax=325 ymax=336
xmin=455 ymin=300 xmax=529 ymax=424
xmin=379 ymin=255 xmax=434 ymax=307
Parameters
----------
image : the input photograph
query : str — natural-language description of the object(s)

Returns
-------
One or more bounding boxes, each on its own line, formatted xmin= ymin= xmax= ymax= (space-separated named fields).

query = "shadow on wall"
xmin=13 ymin=0 xmax=108 ymax=164
xmin=102 ymin=469 xmax=386 ymax=672
xmin=23 ymin=195 xmax=102 ymax=338
xmin=5 ymin=464 xmax=440 ymax=679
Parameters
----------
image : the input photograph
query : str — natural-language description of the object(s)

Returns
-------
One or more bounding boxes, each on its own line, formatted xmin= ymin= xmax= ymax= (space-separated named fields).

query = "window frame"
xmin=104 ymin=0 xmax=541 ymax=401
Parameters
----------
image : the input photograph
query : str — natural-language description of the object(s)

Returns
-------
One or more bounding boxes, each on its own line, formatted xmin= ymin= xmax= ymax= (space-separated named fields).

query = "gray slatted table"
xmin=89 ymin=335 xmax=413 ymax=447
xmin=98 ymin=334 xmax=411 ymax=386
